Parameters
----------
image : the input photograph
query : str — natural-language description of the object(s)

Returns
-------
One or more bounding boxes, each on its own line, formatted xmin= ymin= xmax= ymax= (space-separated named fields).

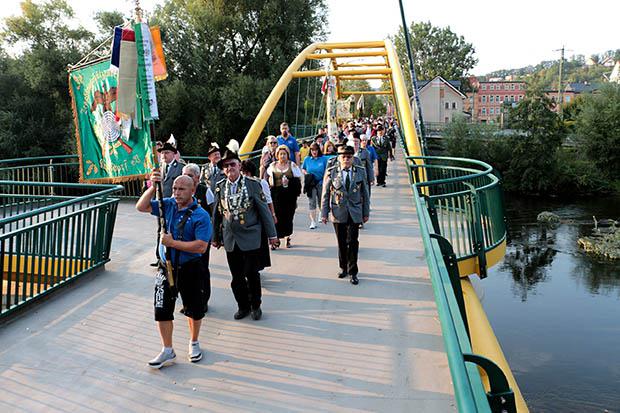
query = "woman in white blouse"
xmin=266 ymin=145 xmax=302 ymax=248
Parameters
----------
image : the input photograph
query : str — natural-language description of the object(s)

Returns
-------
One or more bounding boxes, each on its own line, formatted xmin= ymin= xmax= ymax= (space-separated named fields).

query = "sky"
xmin=1 ymin=0 xmax=618 ymax=75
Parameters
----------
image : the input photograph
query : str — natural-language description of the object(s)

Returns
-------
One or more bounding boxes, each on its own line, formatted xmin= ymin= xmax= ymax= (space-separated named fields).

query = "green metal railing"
xmin=397 ymin=129 xmax=516 ymax=412
xmin=405 ymin=156 xmax=506 ymax=278
xmin=0 ymin=181 xmax=122 ymax=318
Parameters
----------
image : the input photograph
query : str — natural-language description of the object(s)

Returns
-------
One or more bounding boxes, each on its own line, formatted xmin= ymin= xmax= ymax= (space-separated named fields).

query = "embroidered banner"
xmin=69 ymin=60 xmax=154 ymax=183
xmin=135 ymin=22 xmax=159 ymax=121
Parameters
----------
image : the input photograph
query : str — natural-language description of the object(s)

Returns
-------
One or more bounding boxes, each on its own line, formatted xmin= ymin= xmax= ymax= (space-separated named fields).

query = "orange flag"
xmin=150 ymin=26 xmax=168 ymax=81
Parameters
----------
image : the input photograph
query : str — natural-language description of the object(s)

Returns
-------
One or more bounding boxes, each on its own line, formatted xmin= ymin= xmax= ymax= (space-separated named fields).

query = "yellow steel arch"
xmin=239 ymin=40 xmax=423 ymax=161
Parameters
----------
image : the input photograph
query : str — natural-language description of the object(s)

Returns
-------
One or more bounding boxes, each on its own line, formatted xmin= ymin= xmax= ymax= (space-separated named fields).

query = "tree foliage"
xmin=391 ymin=21 xmax=477 ymax=90
xmin=0 ymin=0 xmax=92 ymax=158
xmin=0 ymin=0 xmax=328 ymax=159
xmin=152 ymin=0 xmax=328 ymax=153
xmin=444 ymin=91 xmax=614 ymax=196
xmin=575 ymin=84 xmax=620 ymax=179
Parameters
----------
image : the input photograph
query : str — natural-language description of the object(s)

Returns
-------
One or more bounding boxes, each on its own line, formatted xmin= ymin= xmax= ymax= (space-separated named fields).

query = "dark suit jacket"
xmin=371 ymin=135 xmax=392 ymax=161
xmin=162 ymin=160 xmax=184 ymax=198
xmin=321 ymin=165 xmax=370 ymax=224
xmin=212 ymin=177 xmax=277 ymax=252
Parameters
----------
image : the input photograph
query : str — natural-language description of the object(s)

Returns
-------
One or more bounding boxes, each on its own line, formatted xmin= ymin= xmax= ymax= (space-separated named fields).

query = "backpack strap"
xmin=173 ymin=204 xmax=199 ymax=273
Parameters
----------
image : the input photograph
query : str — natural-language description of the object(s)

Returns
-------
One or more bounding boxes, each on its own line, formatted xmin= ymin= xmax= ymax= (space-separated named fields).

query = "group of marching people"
xmin=136 ymin=116 xmax=398 ymax=369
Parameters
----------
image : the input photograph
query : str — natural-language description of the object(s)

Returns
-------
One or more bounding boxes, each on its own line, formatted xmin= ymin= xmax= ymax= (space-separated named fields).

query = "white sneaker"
xmin=148 ymin=349 xmax=176 ymax=369
xmin=189 ymin=342 xmax=203 ymax=363
xmin=309 ymin=222 xmax=317 ymax=229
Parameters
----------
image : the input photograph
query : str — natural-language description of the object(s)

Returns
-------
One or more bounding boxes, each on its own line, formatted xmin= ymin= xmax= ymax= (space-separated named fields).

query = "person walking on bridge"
xmin=136 ymin=174 xmax=211 ymax=369
xmin=212 ymin=141 xmax=278 ymax=321
xmin=321 ymin=145 xmax=370 ymax=285
xmin=372 ymin=125 xmax=393 ymax=187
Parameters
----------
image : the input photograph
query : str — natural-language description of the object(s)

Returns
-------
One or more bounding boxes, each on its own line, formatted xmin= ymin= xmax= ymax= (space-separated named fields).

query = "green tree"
xmin=340 ymin=80 xmax=386 ymax=117
xmin=152 ymin=0 xmax=328 ymax=153
xmin=0 ymin=0 xmax=92 ymax=158
xmin=391 ymin=21 xmax=477 ymax=91
xmin=575 ymin=84 xmax=620 ymax=180
xmin=503 ymin=91 xmax=565 ymax=193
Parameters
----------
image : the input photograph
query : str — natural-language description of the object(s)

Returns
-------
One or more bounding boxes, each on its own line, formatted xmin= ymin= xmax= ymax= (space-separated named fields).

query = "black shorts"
xmin=154 ymin=258 xmax=206 ymax=321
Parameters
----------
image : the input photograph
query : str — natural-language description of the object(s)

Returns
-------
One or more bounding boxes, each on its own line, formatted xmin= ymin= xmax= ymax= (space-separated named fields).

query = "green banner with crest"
xmin=69 ymin=60 xmax=154 ymax=183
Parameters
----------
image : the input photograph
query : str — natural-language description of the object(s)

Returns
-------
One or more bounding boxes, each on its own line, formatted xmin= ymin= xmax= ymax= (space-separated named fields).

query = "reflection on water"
xmin=502 ymin=224 xmax=557 ymax=302
xmin=482 ymin=195 xmax=620 ymax=413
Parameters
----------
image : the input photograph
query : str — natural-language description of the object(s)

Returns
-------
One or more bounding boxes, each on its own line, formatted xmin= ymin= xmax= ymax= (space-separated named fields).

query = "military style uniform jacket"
xmin=321 ymin=165 xmax=370 ymax=224
xmin=212 ymin=176 xmax=277 ymax=252
xmin=371 ymin=135 xmax=392 ymax=161
xmin=162 ymin=160 xmax=185 ymax=198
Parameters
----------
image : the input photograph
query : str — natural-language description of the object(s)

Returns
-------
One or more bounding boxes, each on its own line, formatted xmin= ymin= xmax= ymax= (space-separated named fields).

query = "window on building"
xmin=482 ymin=108 xmax=487 ymax=115
xmin=445 ymin=117 xmax=449 ymax=123
xmin=505 ymin=95 xmax=509 ymax=102
xmin=489 ymin=95 xmax=494 ymax=103
xmin=490 ymin=84 xmax=495 ymax=90
xmin=511 ymin=84 xmax=515 ymax=90
xmin=490 ymin=108 xmax=494 ymax=115
xmin=496 ymin=95 xmax=500 ymax=102
xmin=566 ymin=95 xmax=571 ymax=102
xmin=481 ymin=84 xmax=487 ymax=90
xmin=482 ymin=95 xmax=487 ymax=103
xmin=445 ymin=102 xmax=449 ymax=109
xmin=452 ymin=102 xmax=457 ymax=109
xmin=519 ymin=84 xmax=523 ymax=90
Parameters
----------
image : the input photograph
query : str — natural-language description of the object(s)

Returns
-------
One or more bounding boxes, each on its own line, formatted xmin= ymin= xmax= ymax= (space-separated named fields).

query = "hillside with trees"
xmin=484 ymin=49 xmax=619 ymax=89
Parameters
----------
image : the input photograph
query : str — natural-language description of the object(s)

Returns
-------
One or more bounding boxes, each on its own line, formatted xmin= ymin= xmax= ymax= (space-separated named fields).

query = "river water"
xmin=482 ymin=195 xmax=620 ymax=412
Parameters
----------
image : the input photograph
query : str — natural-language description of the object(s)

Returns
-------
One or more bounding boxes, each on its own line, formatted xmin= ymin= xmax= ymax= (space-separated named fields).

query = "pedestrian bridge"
xmin=0 ymin=149 xmax=463 ymax=412
xmin=0 ymin=41 xmax=527 ymax=412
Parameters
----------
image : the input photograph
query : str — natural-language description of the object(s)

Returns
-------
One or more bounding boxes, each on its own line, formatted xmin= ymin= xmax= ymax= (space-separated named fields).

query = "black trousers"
xmin=333 ymin=217 xmax=360 ymax=276
xmin=226 ymin=245 xmax=262 ymax=311
xmin=201 ymin=243 xmax=212 ymax=311
xmin=377 ymin=159 xmax=388 ymax=185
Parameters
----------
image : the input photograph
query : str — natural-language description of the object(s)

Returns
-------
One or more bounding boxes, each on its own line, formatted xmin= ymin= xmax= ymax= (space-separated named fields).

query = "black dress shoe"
xmin=149 ymin=262 xmax=158 ymax=267
xmin=338 ymin=270 xmax=348 ymax=279
xmin=234 ymin=309 xmax=250 ymax=320
xmin=350 ymin=274 xmax=359 ymax=285
xmin=250 ymin=308 xmax=262 ymax=320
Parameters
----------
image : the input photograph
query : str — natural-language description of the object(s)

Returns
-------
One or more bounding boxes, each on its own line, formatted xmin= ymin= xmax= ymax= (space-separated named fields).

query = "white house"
xmin=413 ymin=76 xmax=467 ymax=124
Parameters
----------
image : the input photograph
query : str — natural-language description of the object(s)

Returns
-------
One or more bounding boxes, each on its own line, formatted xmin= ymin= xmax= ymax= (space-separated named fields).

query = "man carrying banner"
xmin=136 ymin=173 xmax=211 ymax=369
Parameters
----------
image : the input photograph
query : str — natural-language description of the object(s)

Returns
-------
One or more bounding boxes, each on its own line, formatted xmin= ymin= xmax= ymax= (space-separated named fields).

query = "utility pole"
xmin=398 ymin=0 xmax=427 ymax=155
xmin=553 ymin=46 xmax=572 ymax=119
xmin=557 ymin=46 xmax=564 ymax=118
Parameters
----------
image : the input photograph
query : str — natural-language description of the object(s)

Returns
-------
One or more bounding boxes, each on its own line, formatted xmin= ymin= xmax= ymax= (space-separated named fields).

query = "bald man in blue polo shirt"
xmin=136 ymin=174 xmax=211 ymax=369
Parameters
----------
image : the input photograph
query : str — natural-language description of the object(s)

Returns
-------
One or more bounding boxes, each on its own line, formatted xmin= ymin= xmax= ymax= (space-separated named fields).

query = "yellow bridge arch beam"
xmin=239 ymin=40 xmax=423 ymax=160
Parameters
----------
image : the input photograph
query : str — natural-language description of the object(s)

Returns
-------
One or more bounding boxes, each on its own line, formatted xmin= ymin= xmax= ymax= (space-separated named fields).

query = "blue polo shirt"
xmin=367 ymin=145 xmax=378 ymax=163
xmin=277 ymin=135 xmax=300 ymax=157
xmin=302 ymin=155 xmax=327 ymax=182
xmin=150 ymin=198 xmax=212 ymax=266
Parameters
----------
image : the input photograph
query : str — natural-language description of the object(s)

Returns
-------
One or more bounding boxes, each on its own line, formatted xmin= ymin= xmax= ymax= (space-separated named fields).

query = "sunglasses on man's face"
xmin=222 ymin=162 xmax=238 ymax=169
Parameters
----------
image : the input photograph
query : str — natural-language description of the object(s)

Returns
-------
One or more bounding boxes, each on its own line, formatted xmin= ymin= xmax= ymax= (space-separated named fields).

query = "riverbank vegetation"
xmin=444 ymin=84 xmax=620 ymax=197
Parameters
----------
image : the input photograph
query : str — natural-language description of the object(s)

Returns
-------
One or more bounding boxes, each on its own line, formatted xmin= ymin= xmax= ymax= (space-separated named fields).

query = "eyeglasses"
xmin=269 ymin=142 xmax=278 ymax=145
xmin=340 ymin=155 xmax=353 ymax=159
xmin=222 ymin=162 xmax=238 ymax=169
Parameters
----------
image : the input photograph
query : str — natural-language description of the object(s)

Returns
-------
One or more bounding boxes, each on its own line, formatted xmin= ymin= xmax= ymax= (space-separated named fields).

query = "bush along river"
xmin=482 ymin=195 xmax=620 ymax=413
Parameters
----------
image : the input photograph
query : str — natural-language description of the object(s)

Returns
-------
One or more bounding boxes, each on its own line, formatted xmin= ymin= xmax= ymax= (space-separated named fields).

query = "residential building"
xmin=469 ymin=79 xmax=526 ymax=123
xmin=544 ymin=82 xmax=600 ymax=112
xmin=413 ymin=76 xmax=466 ymax=124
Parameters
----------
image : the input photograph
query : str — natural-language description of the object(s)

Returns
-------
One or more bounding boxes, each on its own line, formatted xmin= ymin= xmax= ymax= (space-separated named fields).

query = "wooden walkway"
xmin=0 ymin=151 xmax=455 ymax=412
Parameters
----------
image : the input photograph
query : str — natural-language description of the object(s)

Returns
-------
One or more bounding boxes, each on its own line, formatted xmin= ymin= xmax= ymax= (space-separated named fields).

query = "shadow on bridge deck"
xmin=0 ymin=151 xmax=455 ymax=412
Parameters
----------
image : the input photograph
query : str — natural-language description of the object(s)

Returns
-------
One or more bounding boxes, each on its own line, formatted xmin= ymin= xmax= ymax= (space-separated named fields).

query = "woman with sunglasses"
xmin=259 ymin=135 xmax=278 ymax=180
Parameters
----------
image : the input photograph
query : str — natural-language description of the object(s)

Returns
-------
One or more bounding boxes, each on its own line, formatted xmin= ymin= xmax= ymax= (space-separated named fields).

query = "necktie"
xmin=344 ymin=170 xmax=351 ymax=190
